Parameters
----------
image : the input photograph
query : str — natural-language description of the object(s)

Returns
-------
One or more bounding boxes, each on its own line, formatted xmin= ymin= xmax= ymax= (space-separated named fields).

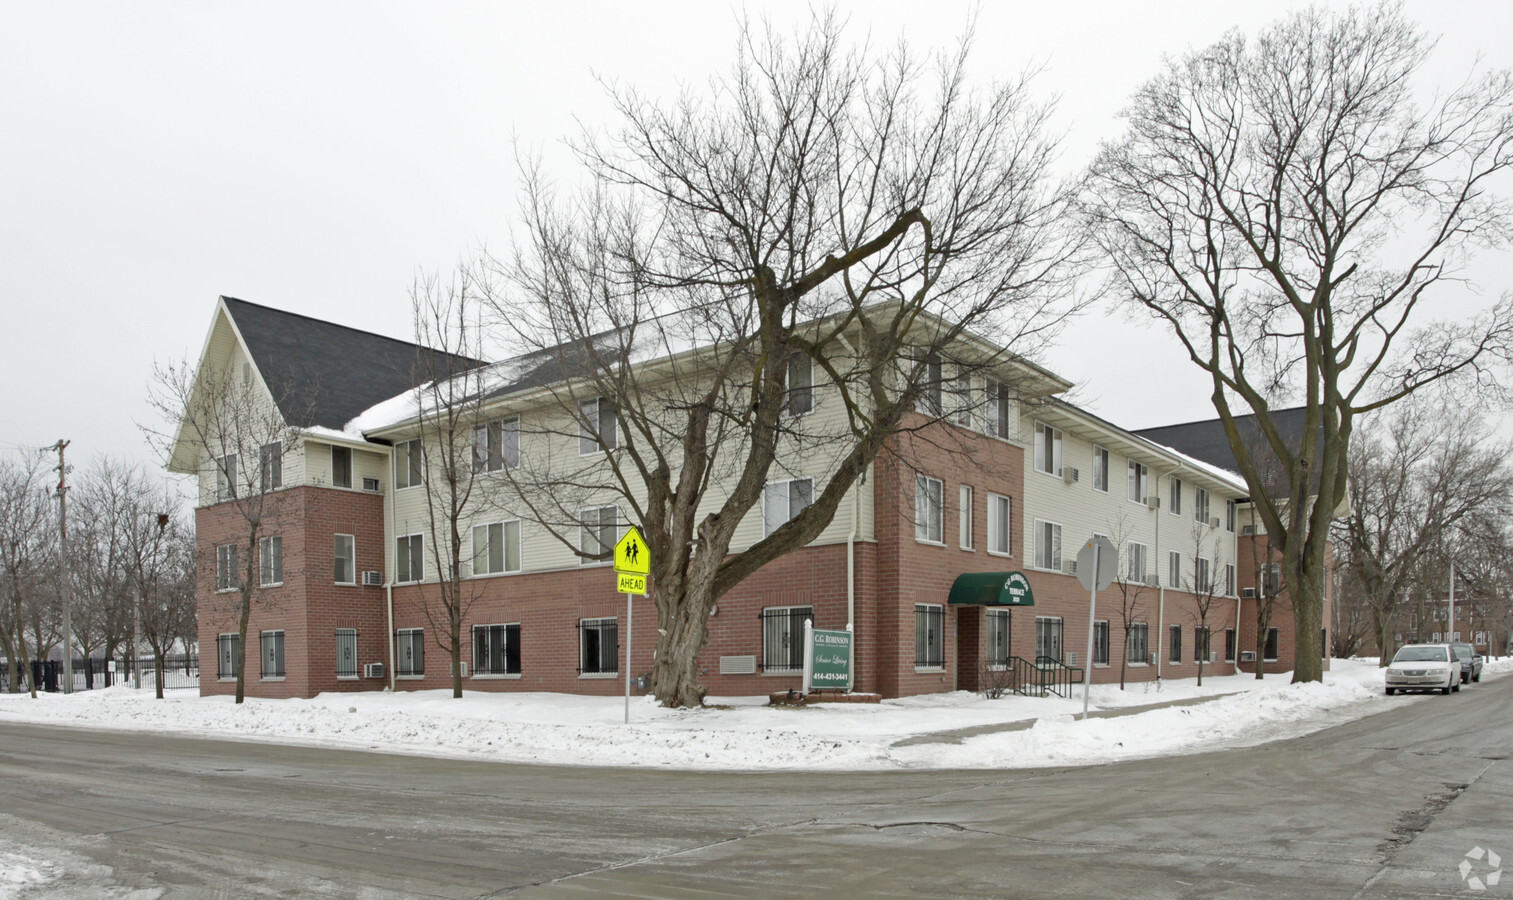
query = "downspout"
xmin=385 ymin=465 xmax=396 ymax=692
xmin=847 ymin=473 xmax=862 ymax=691
xmin=1154 ymin=473 xmax=1163 ymax=683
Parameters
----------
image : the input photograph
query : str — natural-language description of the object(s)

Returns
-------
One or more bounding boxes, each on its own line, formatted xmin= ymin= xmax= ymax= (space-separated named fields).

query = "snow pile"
xmin=0 ymin=845 xmax=56 ymax=898
xmin=0 ymin=659 xmax=1500 ymax=771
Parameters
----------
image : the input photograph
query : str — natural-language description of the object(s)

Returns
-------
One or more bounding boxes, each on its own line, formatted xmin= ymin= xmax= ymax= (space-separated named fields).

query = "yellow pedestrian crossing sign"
xmin=614 ymin=525 xmax=650 ymax=576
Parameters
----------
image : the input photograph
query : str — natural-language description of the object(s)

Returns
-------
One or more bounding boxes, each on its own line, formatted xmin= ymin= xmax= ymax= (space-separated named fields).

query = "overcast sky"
xmin=3 ymin=1 xmax=1509 ymax=481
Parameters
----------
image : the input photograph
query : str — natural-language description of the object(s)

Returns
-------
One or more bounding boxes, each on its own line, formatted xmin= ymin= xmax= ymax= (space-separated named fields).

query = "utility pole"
xmin=50 ymin=439 xmax=74 ymax=694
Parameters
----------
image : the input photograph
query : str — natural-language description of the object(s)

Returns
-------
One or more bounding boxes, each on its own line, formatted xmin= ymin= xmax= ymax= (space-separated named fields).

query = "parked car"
xmin=1448 ymin=642 xmax=1483 ymax=684
xmin=1385 ymin=644 xmax=1459 ymax=695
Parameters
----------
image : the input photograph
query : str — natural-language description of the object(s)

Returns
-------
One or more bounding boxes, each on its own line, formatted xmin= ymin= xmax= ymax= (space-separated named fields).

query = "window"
xmin=984 ymin=379 xmax=1011 ymax=438
xmin=335 ymin=629 xmax=358 ymax=678
xmin=473 ymin=623 xmax=522 ymax=675
xmin=957 ymin=486 xmax=974 ymax=549
xmin=1035 ymin=616 xmax=1063 ymax=662
xmin=761 ymin=606 xmax=813 ymax=673
xmin=1195 ymin=487 xmax=1210 ymax=524
xmin=579 ymin=617 xmax=618 ymax=674
xmin=1194 ymin=557 xmax=1211 ymax=594
xmin=473 ymin=417 xmax=521 ymax=473
xmin=216 ymin=543 xmax=238 ymax=592
xmin=1034 ymin=519 xmax=1062 ymax=570
xmin=1168 ymin=550 xmax=1182 ymax=588
xmin=1126 ymin=542 xmax=1148 ymax=584
xmin=918 ymin=353 xmax=944 ymax=415
xmin=579 ymin=506 xmax=618 ymax=564
xmin=472 ymin=521 xmax=522 ymax=575
xmin=762 ymin=478 xmax=812 ymax=537
xmin=1033 ymin=421 xmax=1062 ymax=476
xmin=986 ymin=609 xmax=1011 ymax=667
xmin=987 ymin=495 xmax=1012 ymax=556
xmin=1127 ymin=623 xmax=1149 ymax=664
xmin=1224 ymin=628 xmax=1237 ymax=663
xmin=1091 ymin=446 xmax=1110 ymax=492
xmin=396 ymin=628 xmax=425 ymax=676
xmin=215 ymin=453 xmax=237 ymax=501
xmin=1226 ymin=499 xmax=1237 ymax=532
xmin=915 ymin=604 xmax=944 ymax=668
xmin=787 ymin=353 xmax=813 ymax=416
xmin=1264 ymin=627 xmax=1280 ymax=661
xmin=334 ymin=534 xmax=355 ymax=584
xmin=1093 ymin=620 xmax=1110 ymax=666
xmin=1127 ymin=460 xmax=1149 ymax=503
xmin=260 ymin=442 xmax=283 ymax=492
xmin=1169 ymin=625 xmax=1183 ymax=663
xmin=260 ymin=630 xmax=285 ymax=678
xmin=1194 ymin=626 xmax=1211 ymax=663
xmin=216 ymin=633 xmax=240 ymax=679
xmin=1169 ymin=476 xmax=1182 ymax=516
xmin=258 ymin=535 xmax=283 ymax=586
xmin=395 ymin=439 xmax=422 ymax=489
xmin=915 ymin=475 xmax=944 ymax=544
xmin=949 ymin=366 xmax=974 ymax=426
xmin=1223 ymin=564 xmax=1236 ymax=597
xmin=396 ymin=534 xmax=424 ymax=583
xmin=579 ymin=398 xmax=618 ymax=453
xmin=1263 ymin=563 xmax=1282 ymax=596
xmin=330 ymin=445 xmax=352 ymax=488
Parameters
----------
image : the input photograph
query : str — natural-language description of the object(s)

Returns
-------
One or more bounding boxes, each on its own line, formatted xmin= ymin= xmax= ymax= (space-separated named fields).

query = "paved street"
xmin=1 ymin=678 xmax=1509 ymax=899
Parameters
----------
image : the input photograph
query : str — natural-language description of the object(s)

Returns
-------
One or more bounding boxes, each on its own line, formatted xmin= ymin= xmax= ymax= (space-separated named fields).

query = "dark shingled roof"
xmin=1133 ymin=406 xmax=1315 ymax=494
xmin=223 ymin=296 xmax=486 ymax=431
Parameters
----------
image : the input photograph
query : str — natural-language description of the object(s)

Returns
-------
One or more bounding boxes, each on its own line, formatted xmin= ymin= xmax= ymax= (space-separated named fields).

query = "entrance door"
xmin=1035 ymin=616 xmax=1063 ymax=664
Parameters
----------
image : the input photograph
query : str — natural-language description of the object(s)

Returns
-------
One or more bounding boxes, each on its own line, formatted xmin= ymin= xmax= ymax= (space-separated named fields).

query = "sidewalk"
xmin=890 ymin=692 xmax=1237 ymax=748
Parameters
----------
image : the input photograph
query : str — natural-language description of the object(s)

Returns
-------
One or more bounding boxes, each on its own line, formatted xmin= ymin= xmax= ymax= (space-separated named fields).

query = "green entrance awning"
xmin=947 ymin=571 xmax=1035 ymax=606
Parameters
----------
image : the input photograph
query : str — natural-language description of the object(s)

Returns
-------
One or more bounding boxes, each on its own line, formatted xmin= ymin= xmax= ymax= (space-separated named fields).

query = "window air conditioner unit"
xmin=1209 ymin=517 xmax=1221 ymax=529
xmin=362 ymin=477 xmax=381 ymax=492
xmin=1241 ymin=587 xmax=1256 ymax=599
xmin=362 ymin=570 xmax=383 ymax=586
xmin=456 ymin=662 xmax=468 ymax=678
xmin=1239 ymin=651 xmax=1256 ymax=662
xmin=1210 ymin=651 xmax=1219 ymax=663
xmin=1062 ymin=560 xmax=1077 ymax=575
xmin=1063 ymin=467 xmax=1080 ymax=484
xmin=363 ymin=662 xmax=385 ymax=679
xmin=1148 ymin=653 xmax=1156 ymax=666
xmin=1146 ymin=496 xmax=1159 ymax=510
xmin=1241 ymin=525 xmax=1255 ymax=535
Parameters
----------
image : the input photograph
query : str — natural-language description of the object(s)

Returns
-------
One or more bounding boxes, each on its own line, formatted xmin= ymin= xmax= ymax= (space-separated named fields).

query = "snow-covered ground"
xmin=4 ymin=658 xmax=1506 ymax=777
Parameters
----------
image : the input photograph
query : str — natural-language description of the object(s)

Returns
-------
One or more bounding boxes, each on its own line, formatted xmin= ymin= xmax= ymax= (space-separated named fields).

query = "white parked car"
xmin=1385 ymin=644 xmax=1459 ymax=696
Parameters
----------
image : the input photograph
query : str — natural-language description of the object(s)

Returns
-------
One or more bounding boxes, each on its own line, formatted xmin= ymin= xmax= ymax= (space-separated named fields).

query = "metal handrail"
xmin=1007 ymin=655 xmax=1085 ymax=698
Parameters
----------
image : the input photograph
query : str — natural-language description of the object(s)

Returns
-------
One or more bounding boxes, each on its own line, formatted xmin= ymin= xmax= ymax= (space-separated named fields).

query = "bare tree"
xmin=72 ymin=459 xmax=151 ymax=686
xmin=147 ymin=359 xmax=303 ymax=703
xmin=1185 ymin=526 xmax=1230 ymax=687
xmin=1101 ymin=514 xmax=1152 ymax=689
xmin=127 ymin=505 xmax=196 ymax=700
xmin=0 ymin=458 xmax=54 ymax=695
xmin=1084 ymin=3 xmax=1513 ymax=683
xmin=487 ymin=14 xmax=1081 ymax=707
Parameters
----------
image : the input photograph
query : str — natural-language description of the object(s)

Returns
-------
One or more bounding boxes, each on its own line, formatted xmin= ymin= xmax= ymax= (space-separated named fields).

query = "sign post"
xmin=1076 ymin=535 xmax=1118 ymax=720
xmin=613 ymin=525 xmax=652 ymax=724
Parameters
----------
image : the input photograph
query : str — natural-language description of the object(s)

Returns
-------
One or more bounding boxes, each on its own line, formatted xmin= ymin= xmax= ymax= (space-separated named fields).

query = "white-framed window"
xmin=1034 ymin=519 xmax=1061 ymax=570
xmin=216 ymin=543 xmax=238 ymax=592
xmin=1127 ymin=623 xmax=1149 ymax=664
xmin=1169 ymin=625 xmax=1183 ymax=663
xmin=949 ymin=365 xmax=974 ymax=426
xmin=761 ymin=605 xmax=813 ymax=673
xmin=987 ymin=494 xmax=1012 ymax=556
xmin=984 ymin=379 xmax=1011 ymax=438
xmin=335 ymin=629 xmax=358 ymax=678
xmin=215 ymin=453 xmax=237 ymax=501
xmin=1035 ymin=616 xmax=1063 ymax=662
xmin=395 ymin=439 xmax=422 ymax=490
xmin=1225 ymin=628 xmax=1237 ymax=663
xmin=1091 ymin=446 xmax=1110 ymax=492
xmin=915 ymin=475 xmax=944 ymax=544
xmin=1169 ymin=476 xmax=1183 ymax=515
xmin=1194 ymin=626 xmax=1211 ymax=663
xmin=1033 ymin=421 xmax=1062 ymax=476
xmin=579 ymin=617 xmax=618 ymax=675
xmin=1223 ymin=563 xmax=1236 ymax=597
xmin=1264 ymin=627 xmax=1280 ymax=661
xmin=473 ymin=623 xmax=521 ymax=675
xmin=958 ymin=486 xmax=974 ymax=549
xmin=1168 ymin=550 xmax=1182 ymax=588
xmin=1195 ymin=487 xmax=1210 ymax=524
xmin=986 ymin=609 xmax=1011 ymax=667
xmin=917 ymin=353 xmax=944 ymax=416
xmin=1126 ymin=542 xmax=1148 ymax=584
xmin=472 ymin=521 xmax=522 ymax=575
xmin=260 ymin=442 xmax=283 ymax=492
xmin=396 ymin=534 xmax=424 ymax=583
xmin=258 ymin=535 xmax=282 ymax=586
xmin=579 ymin=398 xmax=618 ymax=454
xmin=1263 ymin=562 xmax=1282 ymax=596
xmin=1194 ymin=556 xmax=1211 ymax=594
xmin=579 ymin=506 xmax=618 ymax=564
xmin=396 ymin=627 xmax=425 ymax=676
xmin=1127 ymin=460 xmax=1149 ymax=504
xmin=334 ymin=534 xmax=355 ymax=585
xmin=216 ymin=633 xmax=240 ymax=679
xmin=1093 ymin=620 xmax=1110 ymax=666
xmin=331 ymin=445 xmax=353 ymax=489
xmin=763 ymin=478 xmax=813 ymax=537
xmin=915 ymin=604 xmax=944 ymax=668
xmin=473 ymin=416 xmax=521 ymax=473
xmin=260 ymin=629 xmax=285 ymax=678
xmin=787 ymin=353 xmax=814 ymax=416
xmin=1226 ymin=499 xmax=1237 ymax=532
